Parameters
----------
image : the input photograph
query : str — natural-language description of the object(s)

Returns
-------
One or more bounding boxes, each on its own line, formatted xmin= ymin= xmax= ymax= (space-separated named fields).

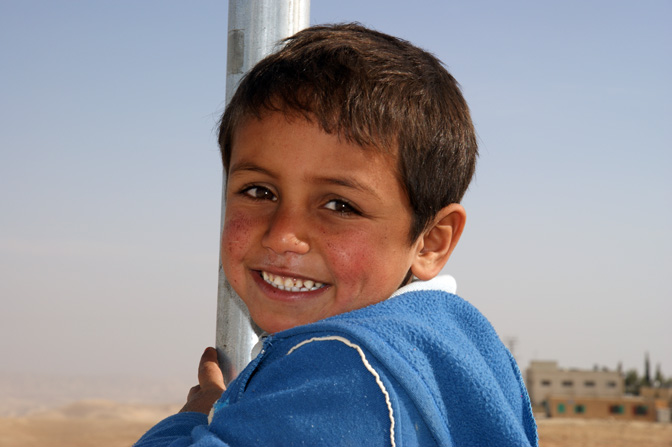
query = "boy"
xmin=136 ymin=24 xmax=537 ymax=446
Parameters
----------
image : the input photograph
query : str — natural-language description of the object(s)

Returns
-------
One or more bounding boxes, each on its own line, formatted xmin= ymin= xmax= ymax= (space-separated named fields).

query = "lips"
xmin=261 ymin=271 xmax=326 ymax=292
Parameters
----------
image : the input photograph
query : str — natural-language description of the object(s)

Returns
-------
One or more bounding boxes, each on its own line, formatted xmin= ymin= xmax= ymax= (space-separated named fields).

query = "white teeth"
xmin=261 ymin=271 xmax=325 ymax=292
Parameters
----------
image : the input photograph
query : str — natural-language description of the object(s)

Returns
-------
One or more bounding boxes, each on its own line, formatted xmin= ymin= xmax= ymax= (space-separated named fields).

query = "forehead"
xmin=231 ymin=111 xmax=400 ymax=174
xmin=227 ymin=107 xmax=398 ymax=163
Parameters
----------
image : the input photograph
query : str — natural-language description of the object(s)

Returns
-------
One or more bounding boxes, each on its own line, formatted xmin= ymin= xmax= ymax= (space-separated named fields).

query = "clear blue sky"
xmin=1 ymin=0 xmax=670 ymax=385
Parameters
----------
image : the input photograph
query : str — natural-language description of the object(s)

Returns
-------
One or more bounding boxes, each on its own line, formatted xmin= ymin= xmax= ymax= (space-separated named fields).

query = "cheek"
xmin=324 ymin=229 xmax=383 ymax=283
xmin=221 ymin=213 xmax=255 ymax=265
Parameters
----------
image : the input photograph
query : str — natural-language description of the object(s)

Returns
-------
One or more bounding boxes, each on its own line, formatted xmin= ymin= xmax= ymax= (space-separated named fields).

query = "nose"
xmin=261 ymin=205 xmax=310 ymax=255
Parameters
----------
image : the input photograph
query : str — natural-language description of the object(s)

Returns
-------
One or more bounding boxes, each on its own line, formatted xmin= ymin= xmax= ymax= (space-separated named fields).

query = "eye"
xmin=241 ymin=186 xmax=277 ymax=202
xmin=324 ymin=199 xmax=360 ymax=216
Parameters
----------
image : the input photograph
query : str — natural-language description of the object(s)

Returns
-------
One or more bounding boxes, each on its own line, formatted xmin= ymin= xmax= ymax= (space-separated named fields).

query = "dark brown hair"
xmin=218 ymin=23 xmax=477 ymax=241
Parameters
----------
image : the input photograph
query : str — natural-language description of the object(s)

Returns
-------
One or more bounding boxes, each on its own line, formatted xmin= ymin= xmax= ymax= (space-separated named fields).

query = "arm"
xmin=205 ymin=335 xmax=399 ymax=446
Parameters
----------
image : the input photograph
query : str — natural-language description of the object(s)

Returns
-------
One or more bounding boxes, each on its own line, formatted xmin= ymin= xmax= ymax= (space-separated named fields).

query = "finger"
xmin=198 ymin=347 xmax=226 ymax=391
xmin=187 ymin=384 xmax=201 ymax=400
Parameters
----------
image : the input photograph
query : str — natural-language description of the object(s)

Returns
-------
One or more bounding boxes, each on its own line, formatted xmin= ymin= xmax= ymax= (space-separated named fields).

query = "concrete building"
xmin=546 ymin=395 xmax=669 ymax=422
xmin=526 ymin=361 xmax=671 ymax=422
xmin=526 ymin=361 xmax=623 ymax=408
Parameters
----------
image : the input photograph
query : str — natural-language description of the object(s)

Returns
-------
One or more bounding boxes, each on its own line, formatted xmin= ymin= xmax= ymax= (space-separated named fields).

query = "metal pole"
xmin=216 ymin=0 xmax=310 ymax=385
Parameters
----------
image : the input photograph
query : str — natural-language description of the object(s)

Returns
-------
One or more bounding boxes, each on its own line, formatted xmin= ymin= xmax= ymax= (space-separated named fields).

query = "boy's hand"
xmin=180 ymin=347 xmax=226 ymax=414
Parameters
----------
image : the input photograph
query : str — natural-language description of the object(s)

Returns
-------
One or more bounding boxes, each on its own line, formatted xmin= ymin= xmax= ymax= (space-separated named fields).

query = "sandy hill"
xmin=0 ymin=371 xmax=189 ymax=417
xmin=0 ymin=399 xmax=179 ymax=447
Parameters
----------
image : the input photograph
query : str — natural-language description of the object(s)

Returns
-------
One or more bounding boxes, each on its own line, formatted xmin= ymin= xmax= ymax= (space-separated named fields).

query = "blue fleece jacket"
xmin=135 ymin=276 xmax=538 ymax=446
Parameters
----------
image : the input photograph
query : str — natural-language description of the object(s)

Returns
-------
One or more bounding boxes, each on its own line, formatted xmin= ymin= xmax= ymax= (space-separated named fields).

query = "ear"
xmin=410 ymin=204 xmax=466 ymax=281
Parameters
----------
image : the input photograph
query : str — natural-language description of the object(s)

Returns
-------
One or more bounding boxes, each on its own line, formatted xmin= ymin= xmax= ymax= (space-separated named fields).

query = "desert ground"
xmin=0 ymin=400 xmax=670 ymax=447
xmin=537 ymin=417 xmax=672 ymax=447
xmin=0 ymin=400 xmax=180 ymax=447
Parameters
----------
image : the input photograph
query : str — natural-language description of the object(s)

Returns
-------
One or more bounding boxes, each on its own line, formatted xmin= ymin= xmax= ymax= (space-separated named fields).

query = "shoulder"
xmin=209 ymin=331 xmax=400 ymax=446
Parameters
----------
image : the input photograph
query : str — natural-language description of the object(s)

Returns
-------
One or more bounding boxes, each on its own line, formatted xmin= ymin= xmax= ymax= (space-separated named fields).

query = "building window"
xmin=557 ymin=403 xmax=566 ymax=414
xmin=607 ymin=381 xmax=617 ymax=388
xmin=584 ymin=381 xmax=595 ymax=387
xmin=574 ymin=404 xmax=586 ymax=414
xmin=562 ymin=380 xmax=573 ymax=387
xmin=634 ymin=405 xmax=648 ymax=416
xmin=610 ymin=405 xmax=625 ymax=414
xmin=541 ymin=380 xmax=551 ymax=386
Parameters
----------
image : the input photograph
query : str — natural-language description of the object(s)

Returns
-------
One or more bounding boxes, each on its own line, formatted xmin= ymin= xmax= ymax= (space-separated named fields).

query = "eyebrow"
xmin=228 ymin=161 xmax=275 ymax=177
xmin=229 ymin=161 xmax=381 ymax=199
xmin=309 ymin=175 xmax=381 ymax=199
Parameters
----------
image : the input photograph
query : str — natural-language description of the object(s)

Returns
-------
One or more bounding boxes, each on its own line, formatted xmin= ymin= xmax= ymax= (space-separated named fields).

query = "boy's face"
xmin=222 ymin=112 xmax=424 ymax=334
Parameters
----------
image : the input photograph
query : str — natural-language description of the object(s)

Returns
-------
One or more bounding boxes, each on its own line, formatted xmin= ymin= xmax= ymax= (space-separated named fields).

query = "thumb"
xmin=198 ymin=347 xmax=226 ymax=391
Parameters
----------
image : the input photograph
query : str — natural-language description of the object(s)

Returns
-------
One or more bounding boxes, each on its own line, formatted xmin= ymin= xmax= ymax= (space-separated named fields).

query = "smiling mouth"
xmin=261 ymin=271 xmax=326 ymax=292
